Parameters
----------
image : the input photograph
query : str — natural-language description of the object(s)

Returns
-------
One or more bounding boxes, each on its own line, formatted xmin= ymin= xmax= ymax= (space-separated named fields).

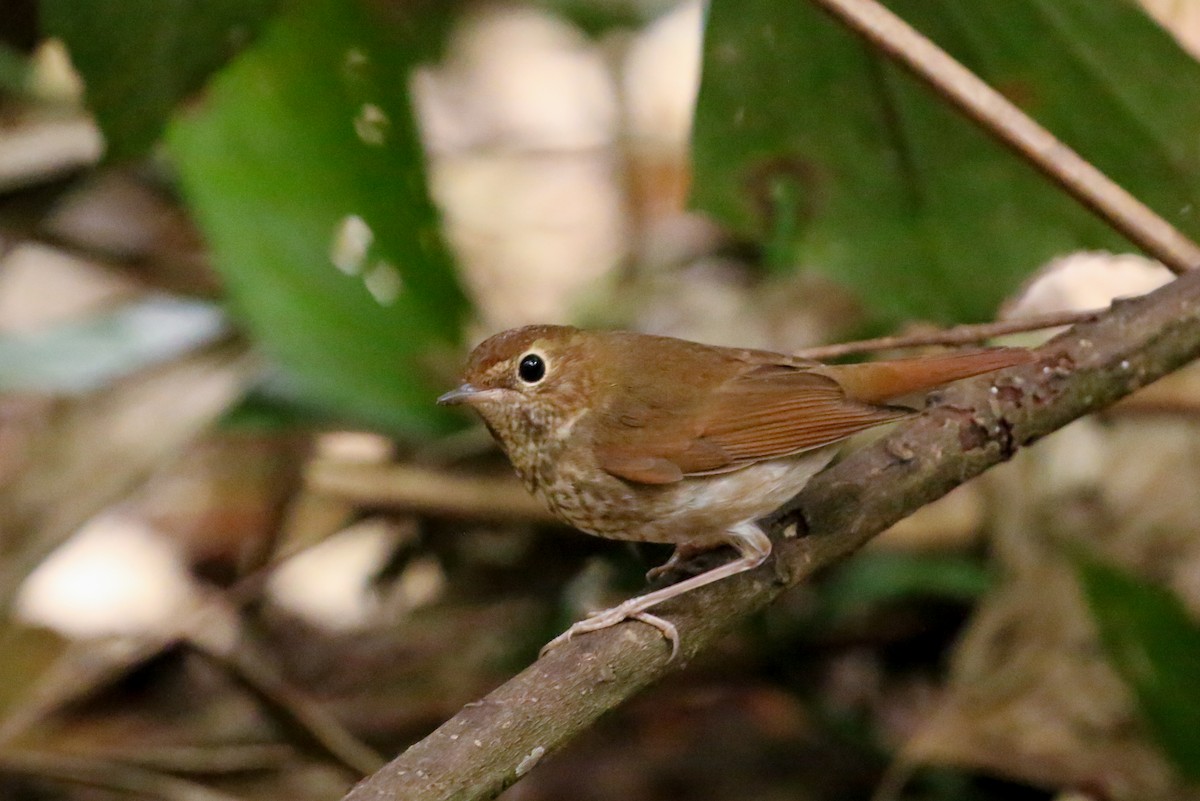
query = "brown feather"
xmin=696 ymin=367 xmax=910 ymax=465
xmin=815 ymin=347 xmax=1031 ymax=403
xmin=589 ymin=339 xmax=1028 ymax=486
xmin=591 ymin=343 xmax=915 ymax=483
xmin=593 ymin=453 xmax=685 ymax=484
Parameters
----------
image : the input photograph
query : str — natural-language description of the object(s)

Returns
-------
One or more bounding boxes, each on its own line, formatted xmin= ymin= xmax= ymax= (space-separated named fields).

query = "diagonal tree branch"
xmin=343 ymin=262 xmax=1200 ymax=801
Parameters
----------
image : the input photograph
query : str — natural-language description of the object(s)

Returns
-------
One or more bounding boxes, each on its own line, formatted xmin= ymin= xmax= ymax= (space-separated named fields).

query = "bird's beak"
xmin=437 ymin=383 xmax=482 ymax=406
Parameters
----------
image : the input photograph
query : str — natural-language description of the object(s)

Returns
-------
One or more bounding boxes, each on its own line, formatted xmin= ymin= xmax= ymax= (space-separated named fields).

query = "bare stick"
xmin=793 ymin=308 xmax=1103 ymax=360
xmin=0 ymin=748 xmax=241 ymax=801
xmin=186 ymin=612 xmax=385 ymax=777
xmin=804 ymin=0 xmax=1200 ymax=275
xmin=89 ymin=743 xmax=293 ymax=775
xmin=342 ymin=236 xmax=1200 ymax=801
xmin=305 ymin=461 xmax=554 ymax=523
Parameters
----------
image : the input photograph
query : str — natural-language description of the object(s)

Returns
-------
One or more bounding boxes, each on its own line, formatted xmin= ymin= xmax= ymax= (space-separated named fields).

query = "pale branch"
xmin=343 ymin=262 xmax=1200 ymax=801
xmin=792 ymin=308 xmax=1104 ymax=360
xmin=305 ymin=460 xmax=555 ymax=523
xmin=0 ymin=749 xmax=242 ymax=801
xmin=804 ymin=0 xmax=1200 ymax=275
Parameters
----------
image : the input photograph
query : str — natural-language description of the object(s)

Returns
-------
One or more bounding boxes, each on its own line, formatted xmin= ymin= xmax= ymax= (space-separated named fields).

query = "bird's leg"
xmin=644 ymin=543 xmax=705 ymax=582
xmin=540 ymin=522 xmax=771 ymax=660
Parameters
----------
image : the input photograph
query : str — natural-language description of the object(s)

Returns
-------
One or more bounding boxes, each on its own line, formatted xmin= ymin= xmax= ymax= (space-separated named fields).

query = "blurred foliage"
xmin=0 ymin=44 xmax=31 ymax=94
xmin=0 ymin=299 xmax=227 ymax=393
xmin=693 ymin=0 xmax=1200 ymax=326
xmin=166 ymin=0 xmax=469 ymax=435
xmin=1076 ymin=554 xmax=1200 ymax=783
xmin=532 ymin=0 xmax=652 ymax=34
xmin=815 ymin=551 xmax=989 ymax=627
xmin=41 ymin=0 xmax=279 ymax=160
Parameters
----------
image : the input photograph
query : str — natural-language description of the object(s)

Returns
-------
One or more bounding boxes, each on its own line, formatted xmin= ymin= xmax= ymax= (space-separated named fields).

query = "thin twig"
xmin=0 ymin=748 xmax=242 ymax=801
xmin=305 ymin=461 xmax=554 ymax=523
xmin=804 ymin=0 xmax=1200 ymax=275
xmin=184 ymin=603 xmax=385 ymax=777
xmin=341 ymin=233 xmax=1200 ymax=801
xmin=0 ymin=605 xmax=383 ymax=780
xmin=88 ymin=743 xmax=293 ymax=775
xmin=793 ymin=308 xmax=1104 ymax=360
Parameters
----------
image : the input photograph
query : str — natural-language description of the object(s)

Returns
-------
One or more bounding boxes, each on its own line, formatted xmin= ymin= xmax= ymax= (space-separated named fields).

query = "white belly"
xmin=545 ymin=448 xmax=837 ymax=548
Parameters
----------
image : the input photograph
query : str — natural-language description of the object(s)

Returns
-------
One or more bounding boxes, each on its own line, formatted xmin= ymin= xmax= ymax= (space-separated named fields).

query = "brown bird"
xmin=438 ymin=325 xmax=1029 ymax=657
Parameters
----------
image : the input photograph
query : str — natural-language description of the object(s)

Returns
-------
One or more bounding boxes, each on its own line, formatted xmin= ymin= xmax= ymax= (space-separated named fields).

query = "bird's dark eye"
xmin=518 ymin=353 xmax=546 ymax=384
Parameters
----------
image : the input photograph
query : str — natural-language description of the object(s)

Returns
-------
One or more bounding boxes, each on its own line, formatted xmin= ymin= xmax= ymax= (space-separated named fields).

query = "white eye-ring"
xmin=517 ymin=351 xmax=547 ymax=384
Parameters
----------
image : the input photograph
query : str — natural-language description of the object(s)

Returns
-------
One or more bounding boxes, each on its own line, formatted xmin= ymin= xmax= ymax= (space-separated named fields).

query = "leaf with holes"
xmin=167 ymin=0 xmax=468 ymax=435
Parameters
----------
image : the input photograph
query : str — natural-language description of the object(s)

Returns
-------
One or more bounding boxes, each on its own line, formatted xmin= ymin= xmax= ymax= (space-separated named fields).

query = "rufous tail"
xmin=821 ymin=347 xmax=1032 ymax=404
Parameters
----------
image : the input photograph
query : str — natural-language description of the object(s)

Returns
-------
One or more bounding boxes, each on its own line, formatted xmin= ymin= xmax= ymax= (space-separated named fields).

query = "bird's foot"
xmin=539 ymin=524 xmax=771 ymax=662
xmin=539 ymin=603 xmax=680 ymax=660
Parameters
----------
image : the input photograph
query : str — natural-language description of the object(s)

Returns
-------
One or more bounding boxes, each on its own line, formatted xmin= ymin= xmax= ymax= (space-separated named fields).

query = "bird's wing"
xmin=593 ymin=362 xmax=910 ymax=485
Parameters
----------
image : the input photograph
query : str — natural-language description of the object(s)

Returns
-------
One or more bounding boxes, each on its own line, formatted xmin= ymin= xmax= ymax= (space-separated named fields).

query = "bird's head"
xmin=438 ymin=325 xmax=595 ymax=447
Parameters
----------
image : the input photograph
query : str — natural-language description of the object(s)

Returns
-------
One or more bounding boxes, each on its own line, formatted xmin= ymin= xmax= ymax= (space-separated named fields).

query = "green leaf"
xmin=817 ymin=551 xmax=990 ymax=625
xmin=531 ymin=1 xmax=649 ymax=35
xmin=41 ymin=0 xmax=279 ymax=160
xmin=0 ymin=43 xmax=31 ymax=95
xmin=166 ymin=0 xmax=468 ymax=436
xmin=1075 ymin=554 xmax=1200 ymax=782
xmin=0 ymin=298 xmax=228 ymax=393
xmin=693 ymin=0 xmax=1200 ymax=325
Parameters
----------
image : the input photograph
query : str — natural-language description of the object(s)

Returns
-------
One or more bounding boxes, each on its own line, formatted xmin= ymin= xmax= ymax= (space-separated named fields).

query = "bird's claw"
xmin=631 ymin=612 xmax=680 ymax=659
xmin=539 ymin=605 xmax=680 ymax=660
